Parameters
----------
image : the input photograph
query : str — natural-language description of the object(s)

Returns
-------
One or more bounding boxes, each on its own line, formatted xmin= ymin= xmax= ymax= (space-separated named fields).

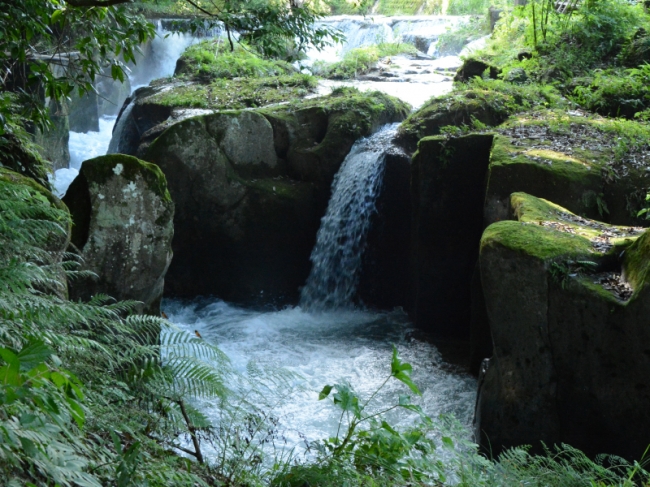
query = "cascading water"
xmin=300 ymin=124 xmax=398 ymax=310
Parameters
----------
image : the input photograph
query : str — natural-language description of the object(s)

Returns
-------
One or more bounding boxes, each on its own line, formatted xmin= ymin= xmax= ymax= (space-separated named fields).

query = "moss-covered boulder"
xmin=0 ymin=133 xmax=52 ymax=188
xmin=108 ymin=73 xmax=318 ymax=158
xmin=410 ymin=133 xmax=494 ymax=338
xmin=475 ymin=192 xmax=649 ymax=460
xmin=63 ymin=154 xmax=174 ymax=315
xmin=144 ymin=89 xmax=409 ymax=302
xmin=485 ymin=111 xmax=650 ymax=226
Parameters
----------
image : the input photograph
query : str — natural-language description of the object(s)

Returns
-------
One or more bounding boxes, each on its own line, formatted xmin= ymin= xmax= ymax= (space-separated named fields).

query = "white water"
xmin=165 ymin=299 xmax=477 ymax=460
xmin=301 ymin=125 xmax=397 ymax=310
xmin=51 ymin=21 xmax=207 ymax=197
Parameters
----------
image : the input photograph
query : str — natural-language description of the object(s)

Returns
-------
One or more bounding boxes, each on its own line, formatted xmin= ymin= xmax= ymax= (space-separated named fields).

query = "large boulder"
xmin=144 ymin=89 xmax=410 ymax=303
xmin=108 ymin=74 xmax=318 ymax=158
xmin=475 ymin=192 xmax=649 ymax=459
xmin=485 ymin=111 xmax=650 ymax=226
xmin=409 ymin=133 xmax=494 ymax=338
xmin=63 ymin=154 xmax=174 ymax=314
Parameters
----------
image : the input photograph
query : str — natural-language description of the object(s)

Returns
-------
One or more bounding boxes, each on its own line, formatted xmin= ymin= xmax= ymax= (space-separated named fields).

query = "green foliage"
xmin=176 ymin=40 xmax=296 ymax=80
xmin=177 ymin=0 xmax=342 ymax=61
xmin=0 ymin=169 xmax=227 ymax=485
xmin=324 ymin=0 xmax=375 ymax=14
xmin=0 ymin=0 xmax=154 ymax=135
xmin=313 ymin=43 xmax=417 ymax=80
xmin=572 ymin=64 xmax=650 ymax=119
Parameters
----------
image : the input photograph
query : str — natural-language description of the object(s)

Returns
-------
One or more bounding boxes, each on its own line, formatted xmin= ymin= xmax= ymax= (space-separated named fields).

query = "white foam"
xmin=164 ymin=298 xmax=477 ymax=462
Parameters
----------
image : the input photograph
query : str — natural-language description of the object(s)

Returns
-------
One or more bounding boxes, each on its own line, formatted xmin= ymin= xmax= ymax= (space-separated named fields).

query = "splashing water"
xmin=300 ymin=125 xmax=400 ymax=310
xmin=164 ymin=298 xmax=477 ymax=462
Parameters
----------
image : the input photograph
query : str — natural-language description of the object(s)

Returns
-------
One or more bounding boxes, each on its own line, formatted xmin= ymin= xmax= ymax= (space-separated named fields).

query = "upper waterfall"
xmin=300 ymin=124 xmax=401 ymax=310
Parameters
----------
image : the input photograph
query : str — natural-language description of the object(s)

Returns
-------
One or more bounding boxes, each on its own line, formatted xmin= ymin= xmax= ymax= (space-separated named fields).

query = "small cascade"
xmin=300 ymin=124 xmax=400 ymax=310
xmin=106 ymin=99 xmax=135 ymax=155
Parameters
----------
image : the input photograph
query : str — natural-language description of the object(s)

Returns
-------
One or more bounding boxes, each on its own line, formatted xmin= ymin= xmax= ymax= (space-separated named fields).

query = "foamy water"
xmin=164 ymin=298 xmax=477 ymax=458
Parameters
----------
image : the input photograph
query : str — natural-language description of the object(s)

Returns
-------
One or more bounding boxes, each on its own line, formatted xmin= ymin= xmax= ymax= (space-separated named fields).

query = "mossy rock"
xmin=144 ymin=112 xmax=323 ymax=303
xmin=63 ymin=154 xmax=174 ymax=315
xmin=260 ymin=88 xmax=411 ymax=183
xmin=0 ymin=134 xmax=53 ymax=190
xmin=476 ymin=192 xmax=650 ymax=459
xmin=453 ymin=57 xmax=500 ymax=82
xmin=485 ymin=110 xmax=650 ymax=226
xmin=395 ymin=89 xmax=517 ymax=152
xmin=142 ymin=88 xmax=409 ymax=303
xmin=395 ymin=80 xmax=565 ymax=153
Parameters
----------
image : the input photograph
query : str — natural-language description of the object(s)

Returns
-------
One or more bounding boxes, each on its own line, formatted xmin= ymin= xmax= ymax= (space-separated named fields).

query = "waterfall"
xmin=106 ymin=99 xmax=135 ymax=155
xmin=300 ymin=124 xmax=399 ymax=310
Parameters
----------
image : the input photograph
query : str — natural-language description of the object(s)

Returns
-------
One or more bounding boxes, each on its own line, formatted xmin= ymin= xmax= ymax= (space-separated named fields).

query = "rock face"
xmin=475 ymin=192 xmax=650 ymax=459
xmin=63 ymin=154 xmax=174 ymax=315
xmin=144 ymin=89 xmax=409 ymax=303
xmin=410 ymin=134 xmax=494 ymax=338
xmin=485 ymin=112 xmax=650 ymax=227
xmin=34 ymin=99 xmax=70 ymax=171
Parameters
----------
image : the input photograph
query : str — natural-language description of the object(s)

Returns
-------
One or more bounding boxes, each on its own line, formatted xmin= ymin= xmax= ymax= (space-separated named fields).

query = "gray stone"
xmin=63 ymin=154 xmax=174 ymax=315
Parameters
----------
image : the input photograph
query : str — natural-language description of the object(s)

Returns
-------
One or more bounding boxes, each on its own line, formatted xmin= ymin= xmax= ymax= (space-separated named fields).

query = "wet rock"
xmin=409 ymin=133 xmax=494 ymax=338
xmin=63 ymin=154 xmax=174 ymax=315
xmin=476 ymin=192 xmax=650 ymax=460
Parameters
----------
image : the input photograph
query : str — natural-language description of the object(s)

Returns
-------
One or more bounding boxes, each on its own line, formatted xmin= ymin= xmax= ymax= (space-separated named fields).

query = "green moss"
xmin=261 ymin=87 xmax=411 ymax=134
xmin=397 ymin=79 xmax=564 ymax=147
xmin=0 ymin=167 xmax=66 ymax=214
xmin=81 ymin=154 xmax=172 ymax=203
xmin=623 ymin=229 xmax=650 ymax=292
xmin=481 ymin=219 xmax=597 ymax=261
xmin=147 ymin=74 xmax=317 ymax=110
